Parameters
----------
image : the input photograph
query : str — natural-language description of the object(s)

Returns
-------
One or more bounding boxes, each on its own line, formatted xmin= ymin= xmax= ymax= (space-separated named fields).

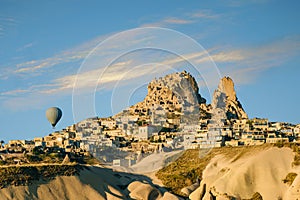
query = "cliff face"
xmin=128 ymin=71 xmax=206 ymax=118
xmin=212 ymin=77 xmax=248 ymax=120
xmin=124 ymin=72 xmax=247 ymax=123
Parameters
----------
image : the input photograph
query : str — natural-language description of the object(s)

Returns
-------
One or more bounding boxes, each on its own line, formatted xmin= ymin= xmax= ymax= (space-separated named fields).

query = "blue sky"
xmin=0 ymin=0 xmax=300 ymax=141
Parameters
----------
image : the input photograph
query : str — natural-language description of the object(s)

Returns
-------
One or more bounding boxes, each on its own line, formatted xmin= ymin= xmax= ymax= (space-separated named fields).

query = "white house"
xmin=182 ymin=134 xmax=196 ymax=149
xmin=137 ymin=125 xmax=156 ymax=141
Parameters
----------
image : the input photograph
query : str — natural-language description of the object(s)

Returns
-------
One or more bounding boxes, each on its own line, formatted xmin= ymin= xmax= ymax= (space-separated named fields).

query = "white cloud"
xmin=0 ymin=33 xmax=111 ymax=79
xmin=189 ymin=10 xmax=221 ymax=19
xmin=13 ymin=51 xmax=87 ymax=74
xmin=16 ymin=42 xmax=35 ymax=52
xmin=205 ymin=35 xmax=300 ymax=84
xmin=141 ymin=10 xmax=220 ymax=27
xmin=1 ymin=20 xmax=299 ymax=112
xmin=3 ymin=35 xmax=299 ymax=98
xmin=1 ymin=89 xmax=29 ymax=96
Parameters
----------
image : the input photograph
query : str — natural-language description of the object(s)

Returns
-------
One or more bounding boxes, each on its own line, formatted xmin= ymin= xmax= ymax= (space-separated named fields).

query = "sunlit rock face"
xmin=212 ymin=76 xmax=248 ymax=120
xmin=128 ymin=71 xmax=207 ymax=123
xmin=122 ymin=73 xmax=247 ymax=125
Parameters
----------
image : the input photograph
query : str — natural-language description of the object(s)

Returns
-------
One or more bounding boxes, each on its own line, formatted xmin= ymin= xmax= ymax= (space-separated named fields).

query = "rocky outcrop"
xmin=0 ymin=165 xmax=183 ymax=200
xmin=128 ymin=71 xmax=206 ymax=123
xmin=128 ymin=181 xmax=162 ymax=199
xmin=120 ymin=73 xmax=247 ymax=124
xmin=189 ymin=147 xmax=296 ymax=200
xmin=212 ymin=76 xmax=248 ymax=120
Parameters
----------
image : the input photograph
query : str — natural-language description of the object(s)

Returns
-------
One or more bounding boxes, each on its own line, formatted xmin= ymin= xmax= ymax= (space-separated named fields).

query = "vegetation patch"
xmin=0 ymin=164 xmax=84 ymax=189
xmin=156 ymin=144 xmax=273 ymax=196
xmin=282 ymin=172 xmax=297 ymax=186
xmin=156 ymin=149 xmax=209 ymax=196
xmin=243 ymin=192 xmax=263 ymax=200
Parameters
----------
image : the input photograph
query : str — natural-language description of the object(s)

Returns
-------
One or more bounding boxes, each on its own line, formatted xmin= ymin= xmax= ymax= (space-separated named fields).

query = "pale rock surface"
xmin=212 ymin=76 xmax=247 ymax=119
xmin=283 ymin=169 xmax=300 ymax=200
xmin=181 ymin=181 xmax=200 ymax=196
xmin=128 ymin=181 xmax=162 ymax=200
xmin=190 ymin=147 xmax=299 ymax=200
xmin=159 ymin=191 xmax=183 ymax=200
xmin=0 ymin=165 xmax=182 ymax=200
xmin=127 ymin=71 xmax=207 ymax=123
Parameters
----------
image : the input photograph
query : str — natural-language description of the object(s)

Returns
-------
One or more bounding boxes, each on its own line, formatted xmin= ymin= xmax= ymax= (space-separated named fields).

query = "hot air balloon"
xmin=46 ymin=107 xmax=62 ymax=128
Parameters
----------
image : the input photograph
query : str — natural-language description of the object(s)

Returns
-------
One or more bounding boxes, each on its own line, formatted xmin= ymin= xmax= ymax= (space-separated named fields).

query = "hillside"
xmin=1 ymin=144 xmax=300 ymax=199
xmin=0 ymin=164 xmax=182 ymax=200
xmin=157 ymin=144 xmax=300 ymax=199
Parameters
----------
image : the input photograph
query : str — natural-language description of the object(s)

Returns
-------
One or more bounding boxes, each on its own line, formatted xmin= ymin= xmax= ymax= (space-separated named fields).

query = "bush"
xmin=0 ymin=164 xmax=83 ymax=188
xmin=25 ymin=154 xmax=42 ymax=162
xmin=283 ymin=172 xmax=297 ymax=185
xmin=156 ymin=149 xmax=207 ymax=196
xmin=248 ymin=192 xmax=263 ymax=200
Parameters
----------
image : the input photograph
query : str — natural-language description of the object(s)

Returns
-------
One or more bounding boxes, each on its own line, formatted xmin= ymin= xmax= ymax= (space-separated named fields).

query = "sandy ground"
xmin=130 ymin=150 xmax=183 ymax=173
xmin=111 ymin=150 xmax=183 ymax=174
xmin=111 ymin=150 xmax=183 ymax=191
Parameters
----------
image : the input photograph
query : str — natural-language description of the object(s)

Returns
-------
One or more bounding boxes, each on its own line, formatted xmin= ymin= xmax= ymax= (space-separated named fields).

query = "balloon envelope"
xmin=46 ymin=107 xmax=62 ymax=128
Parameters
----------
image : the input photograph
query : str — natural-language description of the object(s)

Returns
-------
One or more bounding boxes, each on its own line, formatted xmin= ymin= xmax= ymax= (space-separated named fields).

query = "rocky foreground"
xmin=0 ymin=144 xmax=300 ymax=200
xmin=158 ymin=144 xmax=300 ymax=200
xmin=0 ymin=163 xmax=182 ymax=200
xmin=189 ymin=146 xmax=300 ymax=200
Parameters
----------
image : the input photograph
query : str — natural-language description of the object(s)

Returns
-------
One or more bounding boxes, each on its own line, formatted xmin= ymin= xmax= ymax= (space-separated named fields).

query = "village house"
xmin=182 ymin=124 xmax=201 ymax=134
xmin=252 ymin=118 xmax=269 ymax=131
xmin=99 ymin=118 xmax=117 ymax=130
xmin=231 ymin=119 xmax=250 ymax=137
xmin=34 ymin=137 xmax=45 ymax=147
xmin=294 ymin=124 xmax=300 ymax=136
xmin=266 ymin=133 xmax=289 ymax=144
xmin=7 ymin=140 xmax=35 ymax=152
xmin=137 ymin=125 xmax=157 ymax=141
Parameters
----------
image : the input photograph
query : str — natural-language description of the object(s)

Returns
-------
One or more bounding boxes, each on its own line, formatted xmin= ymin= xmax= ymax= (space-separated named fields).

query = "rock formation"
xmin=118 ymin=72 xmax=247 ymax=125
xmin=212 ymin=76 xmax=248 ymax=120
xmin=189 ymin=147 xmax=298 ymax=200
xmin=0 ymin=165 xmax=184 ymax=200
xmin=127 ymin=71 xmax=207 ymax=124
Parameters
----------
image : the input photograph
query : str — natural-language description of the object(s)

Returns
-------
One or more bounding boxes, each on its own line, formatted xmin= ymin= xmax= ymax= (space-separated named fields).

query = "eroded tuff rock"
xmin=120 ymin=72 xmax=247 ymax=123
xmin=212 ymin=77 xmax=248 ymax=120
xmin=128 ymin=71 xmax=206 ymax=119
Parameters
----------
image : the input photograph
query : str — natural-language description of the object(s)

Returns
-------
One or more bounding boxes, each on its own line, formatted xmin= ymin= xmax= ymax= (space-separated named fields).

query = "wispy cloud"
xmin=0 ymin=32 xmax=117 ymax=80
xmin=16 ymin=42 xmax=35 ymax=52
xmin=141 ymin=9 xmax=220 ymax=27
xmin=226 ymin=0 xmax=270 ymax=7
xmin=164 ymin=18 xmax=194 ymax=24
xmin=2 ymin=10 xmax=219 ymax=78
xmin=1 ymin=20 xmax=299 ymax=111
xmin=189 ymin=10 xmax=221 ymax=19
xmin=42 ymin=60 xmax=136 ymax=94
xmin=13 ymin=50 xmax=88 ymax=74
xmin=0 ymin=16 xmax=17 ymax=37
xmin=1 ymin=89 xmax=29 ymax=96
xmin=204 ymin=35 xmax=300 ymax=84
xmin=140 ymin=18 xmax=194 ymax=28
xmin=3 ymin=35 xmax=299 ymax=98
